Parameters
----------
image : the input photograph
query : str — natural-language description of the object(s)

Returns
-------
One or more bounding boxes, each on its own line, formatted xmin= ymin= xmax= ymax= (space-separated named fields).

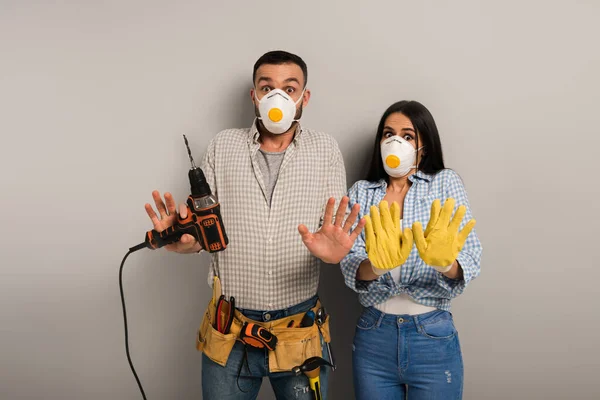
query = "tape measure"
xmin=239 ymin=322 xmax=278 ymax=351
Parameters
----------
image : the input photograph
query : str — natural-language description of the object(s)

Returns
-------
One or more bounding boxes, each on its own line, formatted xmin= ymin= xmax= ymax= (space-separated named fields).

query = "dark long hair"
xmin=366 ymin=100 xmax=445 ymax=182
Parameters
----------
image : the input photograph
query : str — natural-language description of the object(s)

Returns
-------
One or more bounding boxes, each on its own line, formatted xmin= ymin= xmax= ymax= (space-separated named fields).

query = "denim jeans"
xmin=202 ymin=294 xmax=330 ymax=400
xmin=353 ymin=307 xmax=463 ymax=400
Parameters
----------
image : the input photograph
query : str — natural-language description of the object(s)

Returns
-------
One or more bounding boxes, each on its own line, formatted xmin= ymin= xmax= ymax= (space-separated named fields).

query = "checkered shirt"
xmin=340 ymin=169 xmax=483 ymax=312
xmin=200 ymin=120 xmax=346 ymax=311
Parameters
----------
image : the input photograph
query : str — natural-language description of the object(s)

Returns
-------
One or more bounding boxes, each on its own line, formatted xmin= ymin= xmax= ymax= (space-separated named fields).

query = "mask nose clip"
xmin=267 ymin=91 xmax=288 ymax=100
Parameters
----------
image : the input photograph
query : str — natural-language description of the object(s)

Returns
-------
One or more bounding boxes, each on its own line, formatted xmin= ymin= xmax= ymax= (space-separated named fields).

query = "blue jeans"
xmin=353 ymin=307 xmax=463 ymax=400
xmin=202 ymin=295 xmax=330 ymax=400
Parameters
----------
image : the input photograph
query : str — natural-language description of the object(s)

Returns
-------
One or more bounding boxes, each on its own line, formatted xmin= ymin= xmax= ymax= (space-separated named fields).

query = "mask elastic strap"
xmin=410 ymin=146 xmax=426 ymax=171
xmin=291 ymin=88 xmax=306 ymax=123
xmin=253 ymin=87 xmax=261 ymax=103
xmin=294 ymin=88 xmax=306 ymax=105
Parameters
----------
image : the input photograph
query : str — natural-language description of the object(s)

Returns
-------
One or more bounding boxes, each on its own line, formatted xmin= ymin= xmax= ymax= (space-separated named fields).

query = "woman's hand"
xmin=364 ymin=201 xmax=413 ymax=275
xmin=298 ymin=196 xmax=365 ymax=264
xmin=412 ymin=198 xmax=476 ymax=272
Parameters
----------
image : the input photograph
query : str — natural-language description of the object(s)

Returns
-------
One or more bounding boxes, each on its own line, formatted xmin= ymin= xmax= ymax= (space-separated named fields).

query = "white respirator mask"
xmin=255 ymin=88 xmax=304 ymax=134
xmin=380 ymin=136 xmax=423 ymax=177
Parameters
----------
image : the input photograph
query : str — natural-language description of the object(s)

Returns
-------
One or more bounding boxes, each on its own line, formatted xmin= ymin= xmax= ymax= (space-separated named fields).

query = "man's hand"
xmin=298 ymin=196 xmax=365 ymax=264
xmin=144 ymin=190 xmax=202 ymax=254
xmin=364 ymin=201 xmax=413 ymax=274
xmin=412 ymin=198 xmax=476 ymax=272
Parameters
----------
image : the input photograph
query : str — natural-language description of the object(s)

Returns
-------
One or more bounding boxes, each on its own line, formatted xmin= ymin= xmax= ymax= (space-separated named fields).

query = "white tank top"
xmin=374 ymin=219 xmax=437 ymax=315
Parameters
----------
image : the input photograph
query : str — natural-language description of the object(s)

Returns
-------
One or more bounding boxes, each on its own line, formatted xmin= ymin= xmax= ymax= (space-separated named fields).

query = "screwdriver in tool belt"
xmin=316 ymin=307 xmax=335 ymax=370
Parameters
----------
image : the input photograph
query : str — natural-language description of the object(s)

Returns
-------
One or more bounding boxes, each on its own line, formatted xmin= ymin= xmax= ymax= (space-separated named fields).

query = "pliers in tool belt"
xmin=216 ymin=295 xmax=235 ymax=334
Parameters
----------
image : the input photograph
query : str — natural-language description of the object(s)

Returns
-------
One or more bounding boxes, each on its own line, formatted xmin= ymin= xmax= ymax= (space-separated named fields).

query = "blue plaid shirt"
xmin=340 ymin=169 xmax=482 ymax=311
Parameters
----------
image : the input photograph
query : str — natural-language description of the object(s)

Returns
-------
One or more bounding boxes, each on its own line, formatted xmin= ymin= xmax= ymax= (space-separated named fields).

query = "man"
xmin=145 ymin=50 xmax=364 ymax=399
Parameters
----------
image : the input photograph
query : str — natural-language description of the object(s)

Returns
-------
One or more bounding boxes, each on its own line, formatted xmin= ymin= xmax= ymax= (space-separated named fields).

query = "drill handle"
xmin=144 ymin=206 xmax=202 ymax=250
xmin=144 ymin=202 xmax=228 ymax=253
xmin=144 ymin=226 xmax=185 ymax=249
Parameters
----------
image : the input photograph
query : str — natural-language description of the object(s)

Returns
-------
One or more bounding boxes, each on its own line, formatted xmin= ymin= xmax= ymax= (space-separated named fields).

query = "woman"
xmin=347 ymin=100 xmax=483 ymax=399
xmin=299 ymin=100 xmax=482 ymax=399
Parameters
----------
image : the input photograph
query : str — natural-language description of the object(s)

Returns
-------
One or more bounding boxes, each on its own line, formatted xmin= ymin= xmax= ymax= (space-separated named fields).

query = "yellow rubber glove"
xmin=412 ymin=198 xmax=476 ymax=272
xmin=364 ymin=201 xmax=414 ymax=275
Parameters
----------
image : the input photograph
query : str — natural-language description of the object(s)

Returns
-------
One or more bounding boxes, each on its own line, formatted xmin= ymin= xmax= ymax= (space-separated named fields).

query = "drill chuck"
xmin=189 ymin=167 xmax=211 ymax=197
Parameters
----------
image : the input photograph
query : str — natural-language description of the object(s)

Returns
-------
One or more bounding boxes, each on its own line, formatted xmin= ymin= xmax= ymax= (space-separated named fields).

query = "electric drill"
xmin=137 ymin=135 xmax=228 ymax=253
xmin=120 ymin=135 xmax=228 ymax=400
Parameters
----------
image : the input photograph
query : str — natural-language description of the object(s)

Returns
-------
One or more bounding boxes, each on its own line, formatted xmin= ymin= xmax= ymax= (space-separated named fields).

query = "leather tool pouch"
xmin=266 ymin=307 xmax=331 ymax=373
xmin=196 ymin=295 xmax=331 ymax=372
xmin=195 ymin=277 xmax=237 ymax=367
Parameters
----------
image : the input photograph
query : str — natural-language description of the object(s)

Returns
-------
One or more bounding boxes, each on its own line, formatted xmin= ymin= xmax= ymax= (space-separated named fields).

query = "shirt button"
xmin=267 ymin=237 xmax=273 ymax=244
xmin=264 ymin=313 xmax=271 ymax=321
xmin=267 ymin=271 xmax=272 ymax=276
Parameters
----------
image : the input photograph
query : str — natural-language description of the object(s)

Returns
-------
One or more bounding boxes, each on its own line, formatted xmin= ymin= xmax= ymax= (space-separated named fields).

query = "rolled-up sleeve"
xmin=340 ymin=183 xmax=393 ymax=294
xmin=320 ymin=139 xmax=348 ymax=229
xmin=200 ymin=136 xmax=217 ymax=282
xmin=200 ymin=137 xmax=216 ymax=194
xmin=435 ymin=170 xmax=482 ymax=297
xmin=328 ymin=140 xmax=347 ymax=206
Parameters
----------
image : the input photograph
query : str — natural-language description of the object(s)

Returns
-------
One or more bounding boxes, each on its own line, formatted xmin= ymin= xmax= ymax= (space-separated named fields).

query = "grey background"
xmin=1 ymin=1 xmax=599 ymax=399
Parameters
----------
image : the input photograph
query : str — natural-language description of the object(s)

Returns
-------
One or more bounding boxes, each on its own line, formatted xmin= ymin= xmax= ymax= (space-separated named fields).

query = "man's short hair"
xmin=253 ymin=50 xmax=308 ymax=87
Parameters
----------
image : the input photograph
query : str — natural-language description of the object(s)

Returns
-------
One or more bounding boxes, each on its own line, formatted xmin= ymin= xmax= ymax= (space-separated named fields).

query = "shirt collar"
xmin=410 ymin=170 xmax=433 ymax=182
xmin=366 ymin=170 xmax=433 ymax=189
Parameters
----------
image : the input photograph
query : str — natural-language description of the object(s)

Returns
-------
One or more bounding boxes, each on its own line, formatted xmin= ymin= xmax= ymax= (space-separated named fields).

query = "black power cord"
xmin=119 ymin=243 xmax=148 ymax=400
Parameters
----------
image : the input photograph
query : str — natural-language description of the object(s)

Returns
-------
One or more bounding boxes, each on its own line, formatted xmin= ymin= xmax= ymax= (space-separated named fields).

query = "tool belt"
xmin=196 ymin=278 xmax=331 ymax=373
